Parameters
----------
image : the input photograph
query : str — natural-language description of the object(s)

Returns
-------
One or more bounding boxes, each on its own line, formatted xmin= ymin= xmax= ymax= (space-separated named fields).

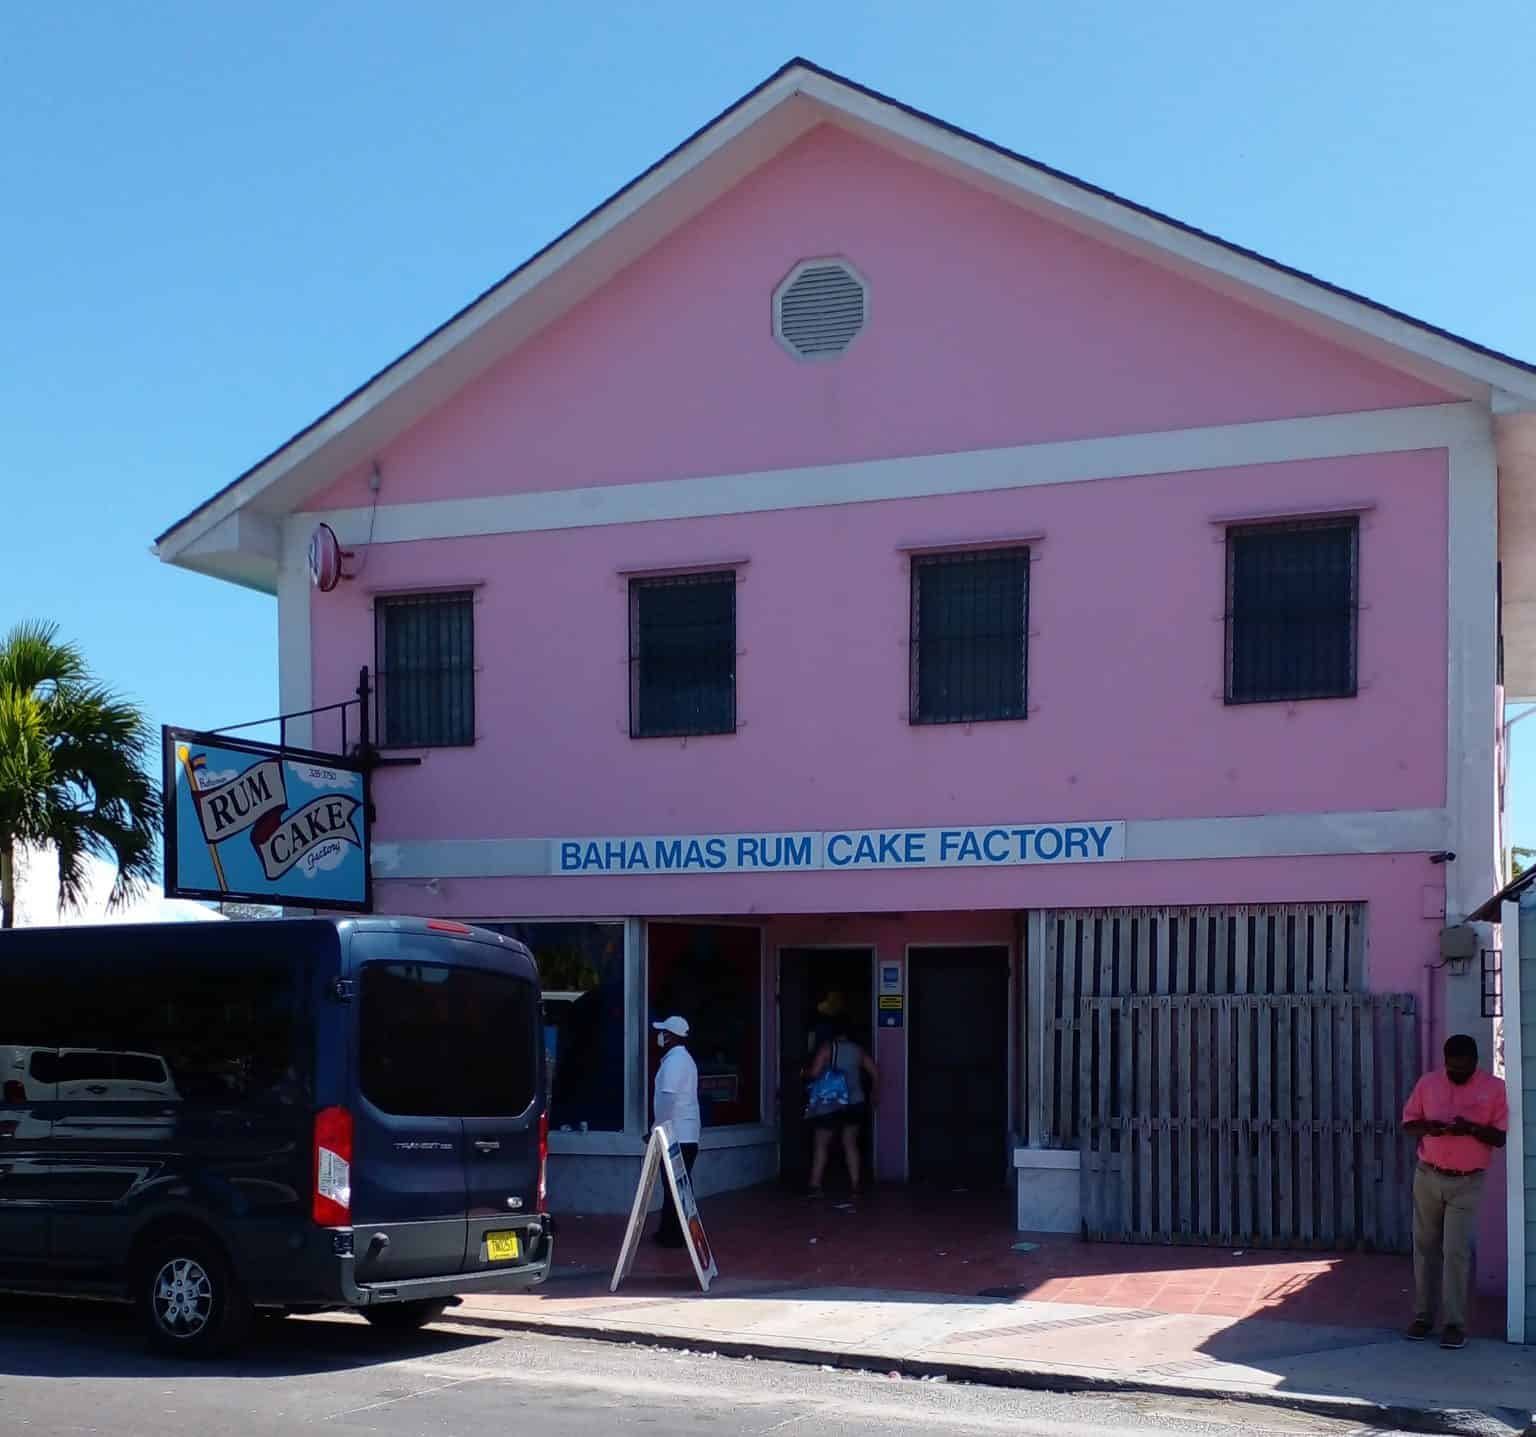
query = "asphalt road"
xmin=0 ymin=1294 xmax=1417 ymax=1437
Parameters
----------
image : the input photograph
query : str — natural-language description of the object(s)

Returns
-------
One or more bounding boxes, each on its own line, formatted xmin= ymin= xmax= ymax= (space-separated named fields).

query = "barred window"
xmin=1225 ymin=519 xmax=1358 ymax=704
xmin=629 ymin=572 xmax=736 ymax=739
xmin=375 ymin=591 xmax=476 ymax=747
xmin=910 ymin=548 xmax=1029 ymax=725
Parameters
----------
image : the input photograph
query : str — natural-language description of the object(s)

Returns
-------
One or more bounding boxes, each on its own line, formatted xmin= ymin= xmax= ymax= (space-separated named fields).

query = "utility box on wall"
xmin=1440 ymin=923 xmax=1479 ymax=972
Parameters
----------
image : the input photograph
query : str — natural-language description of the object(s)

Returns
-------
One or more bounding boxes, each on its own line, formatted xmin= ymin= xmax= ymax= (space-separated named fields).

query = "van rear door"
xmin=455 ymin=966 xmax=544 ymax=1277
xmin=352 ymin=960 xmax=469 ymax=1282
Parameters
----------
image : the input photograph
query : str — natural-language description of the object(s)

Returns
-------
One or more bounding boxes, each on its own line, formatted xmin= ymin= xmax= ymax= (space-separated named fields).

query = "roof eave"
xmin=154 ymin=61 xmax=822 ymax=567
xmin=157 ymin=509 xmax=282 ymax=594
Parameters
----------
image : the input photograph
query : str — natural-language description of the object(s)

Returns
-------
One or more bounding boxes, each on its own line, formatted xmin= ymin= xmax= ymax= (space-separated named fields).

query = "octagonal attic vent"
xmin=773 ymin=259 xmax=868 ymax=360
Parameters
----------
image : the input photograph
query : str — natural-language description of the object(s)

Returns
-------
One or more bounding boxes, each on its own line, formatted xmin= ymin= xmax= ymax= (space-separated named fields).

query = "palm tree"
xmin=0 ymin=621 xmax=162 ymax=929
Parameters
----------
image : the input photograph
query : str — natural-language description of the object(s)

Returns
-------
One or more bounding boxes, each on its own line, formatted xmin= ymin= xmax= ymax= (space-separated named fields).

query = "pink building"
xmin=158 ymin=62 xmax=1536 ymax=1283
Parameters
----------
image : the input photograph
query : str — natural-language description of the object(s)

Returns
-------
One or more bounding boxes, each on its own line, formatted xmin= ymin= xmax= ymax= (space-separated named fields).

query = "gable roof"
xmin=155 ymin=57 xmax=1536 ymax=592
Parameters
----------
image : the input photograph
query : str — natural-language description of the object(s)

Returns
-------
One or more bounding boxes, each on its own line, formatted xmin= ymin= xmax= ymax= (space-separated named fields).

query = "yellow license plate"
xmin=485 ymin=1231 xmax=521 ymax=1263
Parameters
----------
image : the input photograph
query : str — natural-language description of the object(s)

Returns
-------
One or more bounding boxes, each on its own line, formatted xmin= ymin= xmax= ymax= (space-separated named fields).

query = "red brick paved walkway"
xmin=551 ymin=1184 xmax=1502 ymax=1334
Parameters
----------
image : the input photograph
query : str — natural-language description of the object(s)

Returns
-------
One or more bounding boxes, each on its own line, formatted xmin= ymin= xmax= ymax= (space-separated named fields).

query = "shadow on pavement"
xmin=0 ymin=1292 xmax=499 ymax=1379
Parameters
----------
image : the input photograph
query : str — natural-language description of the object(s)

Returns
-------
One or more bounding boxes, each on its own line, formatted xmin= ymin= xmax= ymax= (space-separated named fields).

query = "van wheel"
xmin=362 ymin=1299 xmax=449 ymax=1332
xmin=135 ymin=1233 xmax=251 ymax=1357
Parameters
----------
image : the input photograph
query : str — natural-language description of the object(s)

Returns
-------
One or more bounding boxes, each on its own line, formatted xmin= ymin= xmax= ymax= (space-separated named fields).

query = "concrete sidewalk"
xmin=453 ymin=1274 xmax=1534 ymax=1434
xmin=445 ymin=1190 xmax=1533 ymax=1433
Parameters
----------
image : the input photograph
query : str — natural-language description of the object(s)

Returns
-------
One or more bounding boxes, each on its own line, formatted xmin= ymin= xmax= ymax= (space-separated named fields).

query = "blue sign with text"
xmin=163 ymin=728 xmax=370 ymax=911
xmin=555 ymin=821 xmax=1124 ymax=876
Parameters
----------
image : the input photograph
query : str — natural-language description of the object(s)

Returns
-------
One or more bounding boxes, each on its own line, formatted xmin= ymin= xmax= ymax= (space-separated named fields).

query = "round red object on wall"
xmin=308 ymin=522 xmax=344 ymax=592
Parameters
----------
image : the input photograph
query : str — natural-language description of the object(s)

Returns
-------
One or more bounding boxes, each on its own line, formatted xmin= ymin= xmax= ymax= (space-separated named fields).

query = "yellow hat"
xmin=816 ymin=991 xmax=846 ymax=1017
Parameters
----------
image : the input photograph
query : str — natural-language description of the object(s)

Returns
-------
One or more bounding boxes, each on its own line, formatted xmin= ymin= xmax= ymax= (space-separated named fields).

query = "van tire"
xmin=134 ymin=1232 xmax=251 ymax=1357
xmin=361 ymin=1299 xmax=449 ymax=1332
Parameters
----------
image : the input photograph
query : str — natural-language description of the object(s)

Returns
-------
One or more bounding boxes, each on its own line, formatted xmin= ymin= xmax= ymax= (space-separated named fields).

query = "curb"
xmin=444 ymin=1307 xmax=1527 ymax=1437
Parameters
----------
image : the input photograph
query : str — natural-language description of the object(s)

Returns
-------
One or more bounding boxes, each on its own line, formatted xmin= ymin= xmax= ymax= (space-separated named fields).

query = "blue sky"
xmin=4 ymin=1 xmax=1535 ymax=858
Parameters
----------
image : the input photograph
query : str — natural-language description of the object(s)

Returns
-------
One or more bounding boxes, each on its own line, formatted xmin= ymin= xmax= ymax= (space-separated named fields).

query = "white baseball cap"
xmin=652 ymin=1015 xmax=690 ymax=1037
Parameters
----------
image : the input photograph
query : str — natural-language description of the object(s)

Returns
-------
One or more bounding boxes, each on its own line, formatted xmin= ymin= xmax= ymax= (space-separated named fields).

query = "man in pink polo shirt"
xmin=1401 ymin=1033 xmax=1509 ymax=1349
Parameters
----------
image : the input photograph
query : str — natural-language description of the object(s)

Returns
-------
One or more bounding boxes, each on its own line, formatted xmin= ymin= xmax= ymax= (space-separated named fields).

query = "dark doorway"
xmin=778 ymin=948 xmax=874 ymax=1190
xmin=908 ymin=947 xmax=1009 ymax=1188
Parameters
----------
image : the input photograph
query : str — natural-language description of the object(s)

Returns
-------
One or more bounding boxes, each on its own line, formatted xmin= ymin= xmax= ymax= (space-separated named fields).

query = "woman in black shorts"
xmin=804 ymin=1005 xmax=880 ymax=1198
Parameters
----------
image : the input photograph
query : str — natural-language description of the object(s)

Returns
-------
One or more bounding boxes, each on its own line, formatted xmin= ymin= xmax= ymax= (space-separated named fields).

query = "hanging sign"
xmin=611 ymin=1122 xmax=717 ymax=1293
xmin=162 ymin=728 xmax=370 ymax=912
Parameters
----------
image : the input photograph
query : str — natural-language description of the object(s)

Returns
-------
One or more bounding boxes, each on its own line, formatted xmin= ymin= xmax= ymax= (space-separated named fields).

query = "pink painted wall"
xmin=321 ymin=450 xmax=1449 ymax=895
xmin=291 ymin=114 xmax=1470 ymax=1224
xmin=307 ymin=124 xmax=1450 ymax=514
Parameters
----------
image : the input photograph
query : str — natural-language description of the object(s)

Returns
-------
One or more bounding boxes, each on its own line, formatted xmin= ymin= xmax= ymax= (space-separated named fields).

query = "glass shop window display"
xmin=478 ymin=922 xmax=625 ymax=1133
xmin=647 ymin=923 xmax=761 ymax=1127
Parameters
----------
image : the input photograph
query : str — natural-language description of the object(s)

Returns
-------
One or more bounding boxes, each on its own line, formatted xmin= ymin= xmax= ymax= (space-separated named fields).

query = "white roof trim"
xmin=155 ymin=67 xmax=816 ymax=564
xmin=156 ymin=59 xmax=1536 ymax=576
xmin=794 ymin=69 xmax=1536 ymax=401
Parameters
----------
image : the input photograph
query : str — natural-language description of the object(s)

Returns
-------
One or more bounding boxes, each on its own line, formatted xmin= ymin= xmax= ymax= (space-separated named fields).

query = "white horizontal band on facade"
xmin=310 ymin=402 xmax=1483 ymax=548
xmin=368 ymin=806 xmax=1448 ymax=880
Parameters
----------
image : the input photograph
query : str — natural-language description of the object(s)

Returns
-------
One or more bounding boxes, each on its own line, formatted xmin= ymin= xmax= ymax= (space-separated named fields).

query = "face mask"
xmin=657 ymin=1032 xmax=669 ymax=1050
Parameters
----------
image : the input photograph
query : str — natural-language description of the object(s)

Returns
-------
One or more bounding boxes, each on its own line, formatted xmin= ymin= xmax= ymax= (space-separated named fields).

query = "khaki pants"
xmin=1412 ymin=1163 xmax=1485 ymax=1330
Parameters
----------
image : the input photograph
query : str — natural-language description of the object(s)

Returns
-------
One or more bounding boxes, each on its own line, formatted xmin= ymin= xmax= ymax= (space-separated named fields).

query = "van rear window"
xmin=359 ymin=962 xmax=537 ymax=1118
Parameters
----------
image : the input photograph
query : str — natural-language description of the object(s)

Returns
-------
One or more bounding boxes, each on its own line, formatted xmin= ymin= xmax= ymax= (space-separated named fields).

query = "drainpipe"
xmin=1421 ymin=958 xmax=1435 ymax=1078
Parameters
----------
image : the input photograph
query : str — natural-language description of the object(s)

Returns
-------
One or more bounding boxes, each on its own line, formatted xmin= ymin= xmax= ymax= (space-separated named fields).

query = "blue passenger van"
xmin=0 ymin=916 xmax=552 ymax=1354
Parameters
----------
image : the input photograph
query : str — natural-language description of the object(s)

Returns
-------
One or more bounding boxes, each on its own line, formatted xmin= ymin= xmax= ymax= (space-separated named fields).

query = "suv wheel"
xmin=135 ymin=1233 xmax=251 ymax=1357
xmin=362 ymin=1299 xmax=449 ymax=1332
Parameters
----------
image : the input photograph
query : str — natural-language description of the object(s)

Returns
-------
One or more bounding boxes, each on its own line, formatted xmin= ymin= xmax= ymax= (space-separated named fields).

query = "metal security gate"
xmin=1078 ymin=993 xmax=1419 ymax=1251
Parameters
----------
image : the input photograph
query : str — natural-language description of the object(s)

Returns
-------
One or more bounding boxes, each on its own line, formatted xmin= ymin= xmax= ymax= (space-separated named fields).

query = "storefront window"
xmin=647 ymin=923 xmax=761 ymax=1128
xmin=477 ymin=921 xmax=626 ymax=1133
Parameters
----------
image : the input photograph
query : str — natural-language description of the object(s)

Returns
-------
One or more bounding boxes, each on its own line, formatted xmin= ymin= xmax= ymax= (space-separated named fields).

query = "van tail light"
xmin=313 ymin=1105 xmax=353 ymax=1227
xmin=536 ymin=1109 xmax=549 ymax=1214
xmin=2 ymin=1081 xmax=25 ymax=1103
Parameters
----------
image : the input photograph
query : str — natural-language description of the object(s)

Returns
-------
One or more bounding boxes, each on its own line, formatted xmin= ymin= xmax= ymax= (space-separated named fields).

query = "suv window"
xmin=63 ymin=954 xmax=302 ymax=1105
xmin=57 ymin=1052 xmax=117 ymax=1083
xmin=118 ymin=1054 xmax=170 ymax=1085
xmin=28 ymin=1050 xmax=59 ymax=1083
xmin=360 ymin=962 xmax=537 ymax=1118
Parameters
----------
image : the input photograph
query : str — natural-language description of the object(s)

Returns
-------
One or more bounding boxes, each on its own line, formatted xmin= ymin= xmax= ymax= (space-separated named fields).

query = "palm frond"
xmin=1 ymin=624 xmax=163 ymax=925
xmin=0 ymin=621 xmax=87 ymax=695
